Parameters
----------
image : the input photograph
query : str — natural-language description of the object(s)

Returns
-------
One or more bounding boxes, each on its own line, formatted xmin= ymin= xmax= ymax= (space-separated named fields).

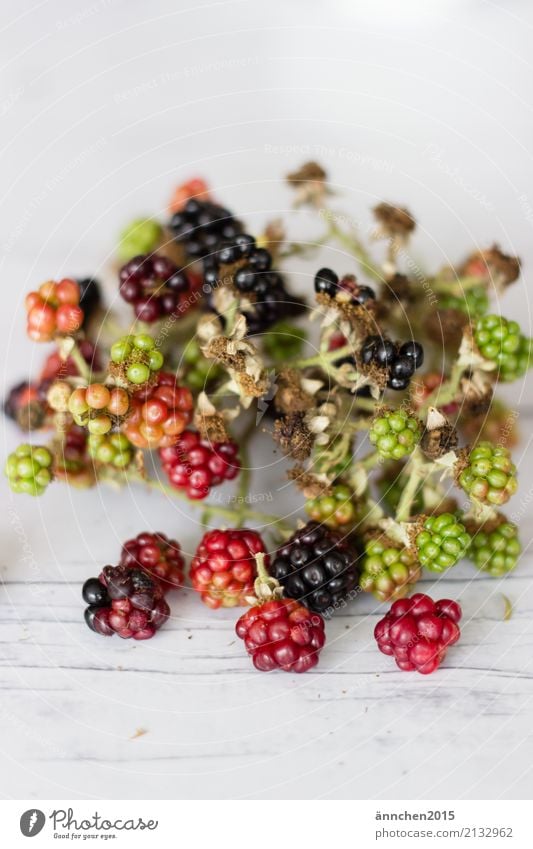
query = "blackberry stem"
xmin=67 ymin=341 xmax=92 ymax=382
xmin=323 ymin=215 xmax=383 ymax=283
xmin=293 ymin=344 xmax=353 ymax=369
xmin=395 ymin=449 xmax=428 ymax=522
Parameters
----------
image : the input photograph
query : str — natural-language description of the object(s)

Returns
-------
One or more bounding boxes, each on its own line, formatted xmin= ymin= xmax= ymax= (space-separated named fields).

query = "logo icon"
xmin=20 ymin=810 xmax=46 ymax=837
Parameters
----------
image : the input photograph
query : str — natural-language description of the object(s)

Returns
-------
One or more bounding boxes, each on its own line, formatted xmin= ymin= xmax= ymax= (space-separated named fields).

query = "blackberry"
xmin=314 ymin=267 xmax=376 ymax=306
xmin=77 ymin=277 xmax=102 ymax=327
xmin=415 ymin=513 xmax=471 ymax=572
xmin=119 ymin=254 xmax=191 ymax=323
xmin=360 ymin=538 xmax=420 ymax=602
xmin=118 ymin=218 xmax=163 ymax=262
xmin=369 ymin=408 xmax=421 ymax=460
xmin=169 ymin=198 xmax=243 ymax=260
xmin=468 ymin=518 xmax=521 ymax=577
xmin=270 ymin=521 xmax=359 ymax=614
xmin=83 ymin=564 xmax=170 ymax=640
xmin=5 ymin=444 xmax=53 ymax=496
xmin=3 ymin=381 xmax=46 ymax=430
xmin=205 ymin=232 xmax=304 ymax=334
xmin=458 ymin=442 xmax=517 ymax=506
xmin=360 ymin=335 xmax=424 ymax=391
xmin=474 ymin=315 xmax=531 ymax=382
xmin=438 ymin=285 xmax=488 ymax=319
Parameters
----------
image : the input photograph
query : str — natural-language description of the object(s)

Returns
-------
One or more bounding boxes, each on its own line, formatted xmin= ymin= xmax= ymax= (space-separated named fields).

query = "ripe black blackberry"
xmin=361 ymin=335 xmax=424 ymax=391
xmin=314 ymin=267 xmax=376 ymax=306
xmin=204 ymin=232 xmax=304 ymax=334
xmin=169 ymin=198 xmax=243 ymax=260
xmin=270 ymin=521 xmax=360 ymax=614
xmin=77 ymin=277 xmax=102 ymax=327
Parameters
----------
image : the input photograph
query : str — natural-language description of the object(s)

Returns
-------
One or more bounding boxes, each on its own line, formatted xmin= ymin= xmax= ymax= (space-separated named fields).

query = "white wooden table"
xmin=1 ymin=0 xmax=533 ymax=801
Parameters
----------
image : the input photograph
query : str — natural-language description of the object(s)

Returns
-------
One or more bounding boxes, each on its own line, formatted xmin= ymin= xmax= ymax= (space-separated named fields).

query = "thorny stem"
xmin=395 ymin=449 xmax=428 ymax=523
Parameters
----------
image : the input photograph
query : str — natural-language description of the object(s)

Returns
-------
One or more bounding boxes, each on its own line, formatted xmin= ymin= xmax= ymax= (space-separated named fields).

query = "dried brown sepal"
xmin=315 ymin=292 xmax=376 ymax=334
xmin=381 ymin=273 xmax=414 ymax=303
xmin=273 ymin=414 xmax=314 ymax=460
xmin=274 ymin=368 xmax=315 ymax=415
xmin=427 ymin=307 xmax=469 ymax=349
xmin=463 ymin=511 xmax=507 ymax=537
xmin=461 ymin=244 xmax=520 ymax=288
xmin=194 ymin=410 xmax=229 ymax=443
xmin=453 ymin=446 xmax=471 ymax=485
xmin=373 ymin=202 xmax=416 ymax=237
xmin=421 ymin=407 xmax=458 ymax=460
xmin=287 ymin=465 xmax=333 ymax=498
xmin=286 ymin=161 xmax=327 ymax=186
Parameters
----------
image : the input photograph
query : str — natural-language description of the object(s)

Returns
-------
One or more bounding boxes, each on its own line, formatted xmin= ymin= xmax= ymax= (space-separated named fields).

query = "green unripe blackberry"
xmin=415 ymin=512 xmax=471 ymax=572
xmin=369 ymin=408 xmax=421 ymax=460
xmin=262 ymin=322 xmax=306 ymax=363
xmin=360 ymin=538 xmax=421 ymax=602
xmin=118 ymin=218 xmax=163 ymax=262
xmin=181 ymin=339 xmax=222 ymax=392
xmin=109 ymin=333 xmax=163 ymax=389
xmin=468 ymin=519 xmax=521 ymax=577
xmin=305 ymin=483 xmax=356 ymax=529
xmin=88 ymin=433 xmax=134 ymax=469
xmin=474 ymin=314 xmax=531 ymax=382
xmin=438 ymin=285 xmax=488 ymax=319
xmin=459 ymin=442 xmax=517 ymax=506
xmin=5 ymin=444 xmax=53 ymax=496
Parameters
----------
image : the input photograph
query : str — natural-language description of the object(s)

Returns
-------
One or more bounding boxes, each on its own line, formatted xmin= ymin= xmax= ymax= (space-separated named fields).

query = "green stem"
xmin=293 ymin=344 xmax=353 ymax=370
xmin=325 ymin=218 xmax=383 ymax=283
xmin=68 ymin=341 xmax=92 ymax=382
xmin=419 ymin=360 xmax=464 ymax=415
xmin=395 ymin=449 xmax=428 ymax=523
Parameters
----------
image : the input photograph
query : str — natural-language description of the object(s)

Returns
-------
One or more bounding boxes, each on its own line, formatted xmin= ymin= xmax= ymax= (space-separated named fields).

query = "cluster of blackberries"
xmin=119 ymin=254 xmax=191 ymax=323
xmin=314 ymin=267 xmax=376 ymax=306
xmin=270 ymin=521 xmax=360 ymax=614
xmin=169 ymin=198 xmax=243 ymax=260
xmin=361 ymin=336 xmax=424 ymax=391
xmin=204 ymin=232 xmax=303 ymax=334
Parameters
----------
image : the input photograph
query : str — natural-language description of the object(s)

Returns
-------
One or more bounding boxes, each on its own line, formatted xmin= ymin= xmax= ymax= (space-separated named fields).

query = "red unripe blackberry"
xmin=119 ymin=253 xmax=192 ymax=322
xmin=159 ymin=429 xmax=240 ymax=499
xmin=191 ymin=528 xmax=267 ymax=608
xmin=236 ymin=598 xmax=325 ymax=672
xmin=123 ymin=372 xmax=193 ymax=449
xmin=120 ymin=531 xmax=185 ymax=590
xmin=270 ymin=521 xmax=359 ymax=613
xmin=374 ymin=592 xmax=462 ymax=674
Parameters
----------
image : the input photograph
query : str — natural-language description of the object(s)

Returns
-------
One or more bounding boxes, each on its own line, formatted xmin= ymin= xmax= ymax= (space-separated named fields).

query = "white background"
xmin=1 ymin=0 xmax=533 ymax=800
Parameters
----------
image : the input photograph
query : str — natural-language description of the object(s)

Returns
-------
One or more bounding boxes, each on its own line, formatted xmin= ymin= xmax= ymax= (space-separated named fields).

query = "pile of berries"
xmin=468 ymin=519 xmax=521 ymax=576
xmin=314 ymin=267 xmax=376 ymax=307
xmin=190 ymin=528 xmax=266 ymax=608
xmin=119 ymin=254 xmax=192 ymax=323
xmin=68 ymin=383 xmax=130 ymax=435
xmin=374 ymin=594 xmax=462 ymax=674
xmin=359 ymin=538 xmax=420 ymax=602
xmin=270 ymin=522 xmax=359 ymax=613
xmin=360 ymin=335 xmax=424 ymax=391
xmin=170 ymin=198 xmax=242 ymax=259
xmin=87 ymin=432 xmax=134 ymax=469
xmin=474 ymin=314 xmax=531 ymax=381
xmin=120 ymin=532 xmax=185 ymax=590
xmin=369 ymin=407 xmax=421 ymax=460
xmin=25 ymin=279 xmax=84 ymax=342
xmin=415 ymin=513 xmax=471 ymax=573
xmin=5 ymin=444 xmax=53 ymax=496
xmin=110 ymin=334 xmax=163 ymax=388
xmin=122 ymin=372 xmax=193 ymax=449
xmin=305 ymin=483 xmax=357 ymax=528
xmin=159 ymin=429 xmax=240 ymax=499
xmin=83 ymin=565 xmax=170 ymax=640
xmin=458 ymin=442 xmax=517 ymax=506
xmin=236 ymin=599 xmax=325 ymax=673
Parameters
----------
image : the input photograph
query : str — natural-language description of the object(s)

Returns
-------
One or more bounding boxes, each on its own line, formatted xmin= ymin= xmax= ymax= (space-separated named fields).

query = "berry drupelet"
xmin=468 ymin=518 xmax=521 ymax=577
xmin=458 ymin=442 xmax=517 ymax=506
xmin=5 ymin=444 xmax=53 ymax=496
xmin=314 ymin=267 xmax=376 ymax=307
xmin=474 ymin=314 xmax=531 ymax=382
xmin=415 ymin=513 xmax=471 ymax=573
xmin=270 ymin=521 xmax=359 ymax=614
xmin=236 ymin=598 xmax=325 ymax=672
xmin=119 ymin=254 xmax=192 ymax=323
xmin=360 ymin=335 xmax=424 ymax=391
xmin=170 ymin=198 xmax=243 ymax=260
xmin=369 ymin=407 xmax=421 ymax=460
xmin=122 ymin=372 xmax=193 ymax=449
xmin=83 ymin=565 xmax=170 ymax=640
xmin=359 ymin=538 xmax=420 ymax=602
xmin=158 ymin=429 xmax=240 ymax=499
xmin=374 ymin=593 xmax=462 ymax=674
xmin=190 ymin=528 xmax=267 ymax=608
xmin=305 ymin=483 xmax=357 ymax=529
xmin=120 ymin=532 xmax=185 ymax=590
